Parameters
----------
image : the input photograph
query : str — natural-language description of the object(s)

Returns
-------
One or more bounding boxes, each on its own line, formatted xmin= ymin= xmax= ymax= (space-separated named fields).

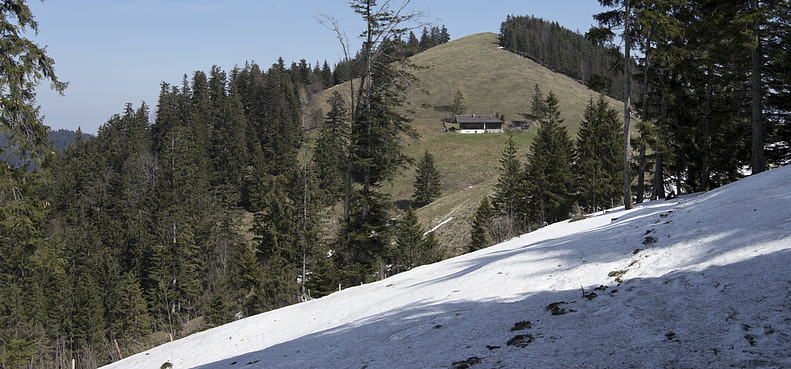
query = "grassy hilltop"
xmin=309 ymin=32 xmax=623 ymax=254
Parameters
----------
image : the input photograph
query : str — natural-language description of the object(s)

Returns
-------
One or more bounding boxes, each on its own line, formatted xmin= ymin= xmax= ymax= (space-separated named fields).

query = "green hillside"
xmin=311 ymin=32 xmax=623 ymax=253
xmin=406 ymin=33 xmax=620 ymax=133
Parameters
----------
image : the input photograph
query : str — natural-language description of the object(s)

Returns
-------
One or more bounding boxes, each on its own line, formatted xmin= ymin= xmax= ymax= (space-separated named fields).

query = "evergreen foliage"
xmin=391 ymin=207 xmax=440 ymax=274
xmin=0 ymin=129 xmax=87 ymax=168
xmin=762 ymin=0 xmax=791 ymax=166
xmin=418 ymin=25 xmax=451 ymax=50
xmin=0 ymin=3 xmax=69 ymax=365
xmin=330 ymin=0 xmax=421 ymax=286
xmin=468 ymin=197 xmax=494 ymax=252
xmin=313 ymin=91 xmax=350 ymax=204
xmin=612 ymin=0 xmax=791 ymax=196
xmin=3 ymin=1 xmax=789 ymax=367
xmin=339 ymin=188 xmax=394 ymax=284
xmin=250 ymin=174 xmax=299 ymax=310
xmin=589 ymin=0 xmax=637 ymax=210
xmin=0 ymin=0 xmax=67 ymax=157
xmin=530 ymin=84 xmax=547 ymax=121
xmin=327 ymin=24 xmax=450 ymax=88
xmin=524 ymin=91 xmax=575 ymax=225
xmin=1 ymin=55 xmax=314 ymax=365
xmin=288 ymin=162 xmax=323 ymax=301
xmin=412 ymin=151 xmax=442 ymax=208
xmin=231 ymin=240 xmax=265 ymax=317
xmin=450 ymin=89 xmax=467 ymax=116
xmin=490 ymin=132 xmax=524 ymax=235
xmin=320 ymin=60 xmax=334 ymax=89
xmin=393 ymin=25 xmax=451 ymax=57
xmin=499 ymin=15 xmax=623 ymax=99
xmin=575 ymin=95 xmax=622 ymax=212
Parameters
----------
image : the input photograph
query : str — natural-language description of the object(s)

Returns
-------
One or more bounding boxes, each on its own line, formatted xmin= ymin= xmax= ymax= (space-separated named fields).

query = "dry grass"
xmin=304 ymin=32 xmax=623 ymax=256
xmin=405 ymin=33 xmax=622 ymax=135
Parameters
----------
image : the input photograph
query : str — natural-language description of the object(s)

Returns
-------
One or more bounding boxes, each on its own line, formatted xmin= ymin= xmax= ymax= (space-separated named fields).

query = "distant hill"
xmin=499 ymin=15 xmax=625 ymax=100
xmin=308 ymin=32 xmax=622 ymax=254
xmin=48 ymin=128 xmax=91 ymax=152
xmin=0 ymin=128 xmax=90 ymax=168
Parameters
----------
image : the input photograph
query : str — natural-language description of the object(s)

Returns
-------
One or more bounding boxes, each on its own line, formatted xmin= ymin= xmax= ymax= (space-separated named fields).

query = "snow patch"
xmin=102 ymin=166 xmax=791 ymax=369
xmin=424 ymin=216 xmax=452 ymax=235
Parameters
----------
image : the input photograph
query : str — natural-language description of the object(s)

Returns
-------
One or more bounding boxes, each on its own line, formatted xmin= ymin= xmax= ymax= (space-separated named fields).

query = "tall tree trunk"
xmin=623 ymin=0 xmax=634 ymax=209
xmin=343 ymin=160 xmax=351 ymax=223
xmin=637 ymin=144 xmax=646 ymax=203
xmin=653 ymin=152 xmax=664 ymax=199
xmin=702 ymin=80 xmax=712 ymax=191
xmin=359 ymin=0 xmax=374 ymax=221
xmin=653 ymin=95 xmax=667 ymax=200
xmin=637 ymin=32 xmax=650 ymax=204
xmin=751 ymin=0 xmax=765 ymax=174
xmin=301 ymin=165 xmax=308 ymax=299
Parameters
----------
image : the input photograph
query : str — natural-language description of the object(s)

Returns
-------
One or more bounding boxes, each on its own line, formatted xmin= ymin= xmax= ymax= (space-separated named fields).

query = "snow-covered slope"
xmin=103 ymin=167 xmax=791 ymax=369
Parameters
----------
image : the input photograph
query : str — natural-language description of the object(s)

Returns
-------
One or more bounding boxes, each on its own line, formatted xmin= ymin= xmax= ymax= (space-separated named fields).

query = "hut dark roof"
xmin=454 ymin=114 xmax=503 ymax=124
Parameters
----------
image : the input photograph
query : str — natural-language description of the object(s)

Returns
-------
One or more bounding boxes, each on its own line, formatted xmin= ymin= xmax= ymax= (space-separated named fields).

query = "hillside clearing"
xmin=306 ymin=33 xmax=622 ymax=253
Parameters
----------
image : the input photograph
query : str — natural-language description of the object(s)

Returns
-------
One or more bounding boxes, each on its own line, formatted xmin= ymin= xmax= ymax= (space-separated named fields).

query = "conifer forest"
xmin=1 ymin=0 xmax=788 ymax=367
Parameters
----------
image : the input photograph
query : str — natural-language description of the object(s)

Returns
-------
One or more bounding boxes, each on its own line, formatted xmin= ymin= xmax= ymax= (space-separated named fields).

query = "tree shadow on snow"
xmin=192 ymin=173 xmax=791 ymax=369
xmin=193 ymin=248 xmax=791 ymax=369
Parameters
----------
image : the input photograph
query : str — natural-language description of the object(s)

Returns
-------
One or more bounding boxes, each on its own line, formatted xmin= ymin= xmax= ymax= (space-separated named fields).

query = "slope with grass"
xmin=375 ymin=32 xmax=622 ymax=250
xmin=102 ymin=165 xmax=791 ymax=369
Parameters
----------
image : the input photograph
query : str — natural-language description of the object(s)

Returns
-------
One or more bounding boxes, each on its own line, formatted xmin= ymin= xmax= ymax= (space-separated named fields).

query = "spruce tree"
xmin=261 ymin=59 xmax=303 ymax=177
xmin=575 ymin=95 xmax=622 ymax=212
xmin=638 ymin=0 xmax=769 ymax=192
xmin=249 ymin=161 xmax=321 ymax=309
xmin=202 ymin=213 xmax=245 ymax=327
xmin=0 ymin=1 xmax=67 ymax=155
xmin=763 ymin=0 xmax=791 ymax=166
xmin=590 ymin=0 xmax=638 ymax=209
xmin=530 ymin=84 xmax=547 ymax=121
xmin=326 ymin=0 xmax=421 ymax=285
xmin=110 ymin=272 xmax=153 ymax=348
xmin=321 ymin=60 xmax=334 ymax=88
xmin=0 ymin=3 xmax=66 ymax=365
xmin=235 ymin=61 xmax=304 ymax=211
xmin=412 ymin=151 xmax=442 ymax=208
xmin=209 ymin=66 xmax=248 ymax=205
xmin=250 ymin=175 xmax=299 ymax=310
xmin=438 ymin=25 xmax=451 ymax=44
xmin=0 ymin=166 xmax=61 ymax=367
xmin=524 ymin=91 xmax=574 ymax=225
xmin=468 ymin=197 xmax=494 ymax=252
xmin=391 ymin=207 xmax=426 ymax=274
xmin=500 ymin=15 xmax=622 ymax=99
xmin=231 ymin=241 xmax=265 ymax=317
xmin=150 ymin=74 xmax=214 ymax=333
xmin=450 ymin=89 xmax=467 ymax=116
xmin=491 ymin=133 xmax=524 ymax=236
xmin=419 ymin=27 xmax=436 ymax=50
xmin=313 ymin=91 xmax=350 ymax=204
xmin=407 ymin=31 xmax=420 ymax=52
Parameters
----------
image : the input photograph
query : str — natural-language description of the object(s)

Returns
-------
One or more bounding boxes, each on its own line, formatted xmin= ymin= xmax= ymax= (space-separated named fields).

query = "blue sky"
xmin=29 ymin=0 xmax=606 ymax=134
